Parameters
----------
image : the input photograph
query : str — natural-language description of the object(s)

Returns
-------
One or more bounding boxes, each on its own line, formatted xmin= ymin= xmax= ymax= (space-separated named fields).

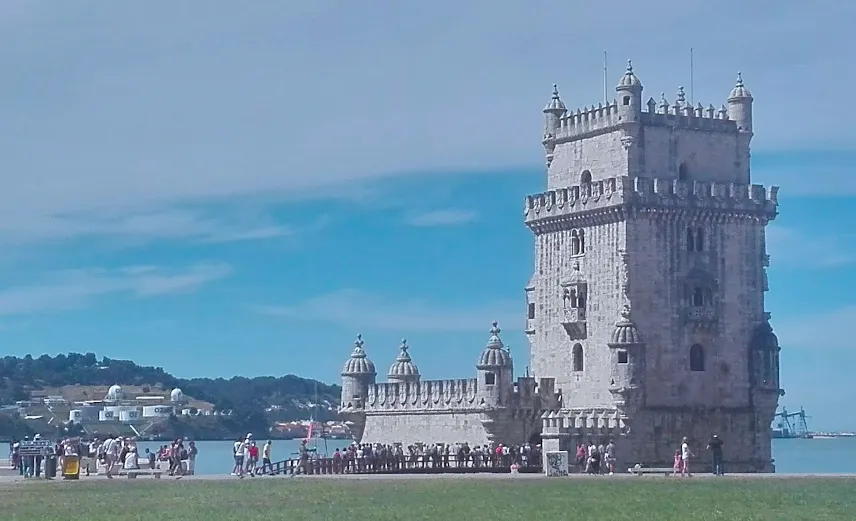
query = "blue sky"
xmin=0 ymin=1 xmax=854 ymax=430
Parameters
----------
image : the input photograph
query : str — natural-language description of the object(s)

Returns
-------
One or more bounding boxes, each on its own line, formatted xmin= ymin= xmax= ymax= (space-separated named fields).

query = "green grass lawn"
xmin=2 ymin=477 xmax=854 ymax=521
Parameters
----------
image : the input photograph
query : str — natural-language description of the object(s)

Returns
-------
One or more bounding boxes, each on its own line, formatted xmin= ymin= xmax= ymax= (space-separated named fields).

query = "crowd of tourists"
xmin=333 ymin=441 xmax=540 ymax=473
xmin=571 ymin=434 xmax=726 ymax=477
xmin=8 ymin=434 xmax=199 ymax=478
xmin=253 ymin=441 xmax=542 ymax=476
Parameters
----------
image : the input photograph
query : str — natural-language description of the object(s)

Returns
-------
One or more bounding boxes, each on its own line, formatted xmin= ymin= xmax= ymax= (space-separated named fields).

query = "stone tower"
xmin=527 ymin=62 xmax=782 ymax=472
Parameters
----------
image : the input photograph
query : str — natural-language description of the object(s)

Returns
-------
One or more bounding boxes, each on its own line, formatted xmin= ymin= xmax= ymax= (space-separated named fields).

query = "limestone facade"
xmin=533 ymin=63 xmax=782 ymax=472
xmin=339 ymin=62 xmax=781 ymax=472
xmin=339 ymin=324 xmax=560 ymax=447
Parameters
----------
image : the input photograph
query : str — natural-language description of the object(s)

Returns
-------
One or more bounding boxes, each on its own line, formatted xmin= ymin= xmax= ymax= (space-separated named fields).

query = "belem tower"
xmin=339 ymin=61 xmax=783 ymax=472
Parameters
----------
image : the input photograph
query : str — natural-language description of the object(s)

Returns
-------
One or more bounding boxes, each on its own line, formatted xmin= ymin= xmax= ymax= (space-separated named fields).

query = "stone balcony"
xmin=561 ymin=307 xmax=587 ymax=340
xmin=687 ymin=306 xmax=716 ymax=321
xmin=685 ymin=306 xmax=717 ymax=331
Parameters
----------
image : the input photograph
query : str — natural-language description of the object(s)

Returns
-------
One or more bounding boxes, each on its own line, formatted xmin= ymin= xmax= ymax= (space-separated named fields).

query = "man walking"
xmin=261 ymin=440 xmax=272 ymax=475
xmin=707 ymin=434 xmax=724 ymax=475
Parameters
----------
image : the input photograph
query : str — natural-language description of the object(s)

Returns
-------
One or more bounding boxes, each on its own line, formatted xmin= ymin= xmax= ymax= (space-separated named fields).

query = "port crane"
xmin=773 ymin=406 xmax=812 ymax=438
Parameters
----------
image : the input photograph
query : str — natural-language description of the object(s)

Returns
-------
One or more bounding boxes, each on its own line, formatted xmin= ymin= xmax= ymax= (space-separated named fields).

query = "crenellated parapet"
xmin=365 ymin=378 xmax=479 ymax=412
xmin=509 ymin=376 xmax=561 ymax=410
xmin=524 ymin=176 xmax=779 ymax=230
xmin=541 ymin=407 xmax=630 ymax=438
xmin=555 ymin=101 xmax=621 ymax=139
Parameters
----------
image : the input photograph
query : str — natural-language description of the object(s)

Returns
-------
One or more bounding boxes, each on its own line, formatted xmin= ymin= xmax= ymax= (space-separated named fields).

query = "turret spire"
xmin=543 ymin=84 xmax=566 ymax=113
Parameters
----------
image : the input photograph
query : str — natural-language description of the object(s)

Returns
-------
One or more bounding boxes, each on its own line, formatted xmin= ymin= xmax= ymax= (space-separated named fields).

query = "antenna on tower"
xmin=603 ymin=51 xmax=608 ymax=104
xmin=690 ymin=47 xmax=695 ymax=106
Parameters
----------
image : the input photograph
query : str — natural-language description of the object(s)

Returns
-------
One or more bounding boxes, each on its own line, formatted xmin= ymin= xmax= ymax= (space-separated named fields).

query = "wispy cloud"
xmin=0 ymin=263 xmax=232 ymax=316
xmin=767 ymin=225 xmax=856 ymax=269
xmin=0 ymin=1 xmax=849 ymax=241
xmin=0 ymin=206 xmax=331 ymax=248
xmin=404 ymin=209 xmax=479 ymax=227
xmin=775 ymin=306 xmax=856 ymax=350
xmin=252 ymin=288 xmax=518 ymax=332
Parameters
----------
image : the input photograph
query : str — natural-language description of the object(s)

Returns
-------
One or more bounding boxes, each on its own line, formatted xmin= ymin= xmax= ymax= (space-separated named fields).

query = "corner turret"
xmin=340 ymin=334 xmax=377 ymax=410
xmin=727 ymin=72 xmax=753 ymax=134
xmin=542 ymin=85 xmax=566 ymax=167
xmin=607 ymin=305 xmax=645 ymax=416
xmin=615 ymin=60 xmax=643 ymax=122
xmin=388 ymin=339 xmax=420 ymax=383
xmin=476 ymin=321 xmax=513 ymax=407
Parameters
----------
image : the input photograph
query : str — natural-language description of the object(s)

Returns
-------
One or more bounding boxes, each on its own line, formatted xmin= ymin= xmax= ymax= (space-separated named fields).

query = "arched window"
xmin=579 ymin=229 xmax=586 ymax=254
xmin=686 ymin=227 xmax=695 ymax=252
xmin=696 ymin=228 xmax=704 ymax=251
xmin=692 ymin=287 xmax=704 ymax=306
xmin=581 ymin=170 xmax=592 ymax=185
xmin=623 ymin=96 xmax=631 ymax=106
xmin=678 ymin=163 xmax=689 ymax=181
xmin=572 ymin=344 xmax=584 ymax=372
xmin=571 ymin=230 xmax=580 ymax=255
xmin=576 ymin=291 xmax=586 ymax=310
xmin=690 ymin=344 xmax=705 ymax=372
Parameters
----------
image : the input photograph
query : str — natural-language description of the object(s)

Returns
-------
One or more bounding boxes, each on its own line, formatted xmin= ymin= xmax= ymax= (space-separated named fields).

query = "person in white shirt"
xmin=123 ymin=448 xmax=139 ymax=470
xmin=680 ymin=437 xmax=695 ymax=477
xmin=103 ymin=436 xmax=119 ymax=478
xmin=232 ymin=437 xmax=244 ymax=476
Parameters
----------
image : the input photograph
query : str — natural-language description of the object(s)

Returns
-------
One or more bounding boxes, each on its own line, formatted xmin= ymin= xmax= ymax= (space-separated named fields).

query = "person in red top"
xmin=247 ymin=442 xmax=260 ymax=477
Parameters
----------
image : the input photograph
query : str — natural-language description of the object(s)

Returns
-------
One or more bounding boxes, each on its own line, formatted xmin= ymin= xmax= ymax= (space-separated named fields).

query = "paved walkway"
xmin=1 ymin=471 xmax=855 ymax=484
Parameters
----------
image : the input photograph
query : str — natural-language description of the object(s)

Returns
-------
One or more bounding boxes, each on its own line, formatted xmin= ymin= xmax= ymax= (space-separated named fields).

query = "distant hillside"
xmin=0 ymin=353 xmax=341 ymax=425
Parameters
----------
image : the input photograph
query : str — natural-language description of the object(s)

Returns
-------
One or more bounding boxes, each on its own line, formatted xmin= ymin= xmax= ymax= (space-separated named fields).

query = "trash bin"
xmin=45 ymin=456 xmax=57 ymax=478
xmin=62 ymin=455 xmax=80 ymax=480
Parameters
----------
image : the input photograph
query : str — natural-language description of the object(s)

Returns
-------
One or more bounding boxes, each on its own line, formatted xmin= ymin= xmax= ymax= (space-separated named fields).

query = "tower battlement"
xmin=554 ymin=89 xmax=737 ymax=143
xmin=362 ymin=378 xmax=479 ymax=411
xmin=524 ymin=176 xmax=778 ymax=229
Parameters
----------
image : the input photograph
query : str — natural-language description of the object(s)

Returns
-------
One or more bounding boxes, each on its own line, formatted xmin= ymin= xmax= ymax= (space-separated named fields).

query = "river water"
xmin=132 ymin=437 xmax=856 ymax=475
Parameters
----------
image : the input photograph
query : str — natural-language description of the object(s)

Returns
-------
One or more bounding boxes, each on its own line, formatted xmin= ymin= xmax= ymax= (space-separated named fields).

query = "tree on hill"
xmin=0 ymin=353 xmax=341 ymax=422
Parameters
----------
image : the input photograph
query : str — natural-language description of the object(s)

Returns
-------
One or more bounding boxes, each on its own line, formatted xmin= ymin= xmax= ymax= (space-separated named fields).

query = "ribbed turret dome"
xmin=728 ymin=72 xmax=752 ymax=100
xmin=543 ymin=84 xmax=566 ymax=112
xmin=609 ymin=306 xmax=644 ymax=345
xmin=341 ymin=334 xmax=377 ymax=376
xmin=616 ymin=60 xmax=642 ymax=89
xmin=477 ymin=321 xmax=512 ymax=368
xmin=388 ymin=339 xmax=420 ymax=381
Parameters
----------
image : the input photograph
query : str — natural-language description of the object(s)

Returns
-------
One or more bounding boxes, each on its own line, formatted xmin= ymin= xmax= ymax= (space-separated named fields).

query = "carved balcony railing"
xmin=561 ymin=307 xmax=587 ymax=339
xmin=686 ymin=306 xmax=716 ymax=321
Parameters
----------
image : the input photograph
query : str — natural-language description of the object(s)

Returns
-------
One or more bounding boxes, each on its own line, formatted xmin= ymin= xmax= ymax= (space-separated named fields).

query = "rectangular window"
xmin=485 ymin=373 xmax=496 ymax=385
xmin=617 ymin=351 xmax=628 ymax=364
xmin=528 ymin=303 xmax=535 ymax=320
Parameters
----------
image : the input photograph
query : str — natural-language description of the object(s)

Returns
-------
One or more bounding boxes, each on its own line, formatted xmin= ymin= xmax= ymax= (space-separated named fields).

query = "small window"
xmin=623 ymin=96 xmax=630 ymax=106
xmin=617 ymin=350 xmax=628 ymax=364
xmin=692 ymin=288 xmax=704 ymax=306
xmin=580 ymin=170 xmax=592 ymax=185
xmin=571 ymin=230 xmax=580 ymax=255
xmin=690 ymin=344 xmax=705 ymax=372
xmin=579 ymin=230 xmax=586 ymax=254
xmin=696 ymin=228 xmax=705 ymax=252
xmin=485 ymin=372 xmax=496 ymax=385
xmin=686 ymin=228 xmax=695 ymax=252
xmin=678 ymin=163 xmax=689 ymax=181
xmin=527 ymin=303 xmax=535 ymax=320
xmin=573 ymin=344 xmax=584 ymax=372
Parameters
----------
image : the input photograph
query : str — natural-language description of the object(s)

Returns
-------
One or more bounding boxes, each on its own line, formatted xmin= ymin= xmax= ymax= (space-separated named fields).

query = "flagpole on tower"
xmin=690 ymin=47 xmax=695 ymax=106
xmin=603 ymin=51 xmax=608 ymax=104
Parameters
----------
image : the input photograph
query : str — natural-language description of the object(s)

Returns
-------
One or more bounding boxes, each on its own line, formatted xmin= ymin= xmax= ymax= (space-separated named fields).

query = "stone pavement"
xmin=0 ymin=472 xmax=855 ymax=485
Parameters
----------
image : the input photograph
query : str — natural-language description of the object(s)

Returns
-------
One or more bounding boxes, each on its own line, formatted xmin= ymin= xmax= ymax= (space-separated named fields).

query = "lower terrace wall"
xmin=361 ymin=410 xmax=491 ymax=446
xmin=551 ymin=407 xmax=772 ymax=473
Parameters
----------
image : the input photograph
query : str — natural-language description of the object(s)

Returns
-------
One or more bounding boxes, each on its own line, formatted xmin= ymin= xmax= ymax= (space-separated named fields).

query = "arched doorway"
xmin=528 ymin=431 xmax=541 ymax=445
